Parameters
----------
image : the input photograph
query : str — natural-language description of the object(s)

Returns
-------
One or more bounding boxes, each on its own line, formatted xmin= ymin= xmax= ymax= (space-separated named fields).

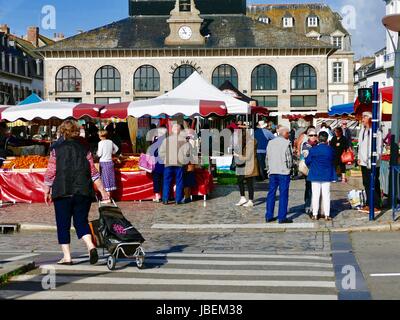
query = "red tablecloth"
xmin=0 ymin=169 xmax=214 ymax=204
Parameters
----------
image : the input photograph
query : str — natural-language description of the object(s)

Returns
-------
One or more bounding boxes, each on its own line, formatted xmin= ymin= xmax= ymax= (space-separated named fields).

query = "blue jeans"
xmin=266 ymin=174 xmax=291 ymax=222
xmin=162 ymin=166 xmax=184 ymax=203
xmin=54 ymin=195 xmax=92 ymax=245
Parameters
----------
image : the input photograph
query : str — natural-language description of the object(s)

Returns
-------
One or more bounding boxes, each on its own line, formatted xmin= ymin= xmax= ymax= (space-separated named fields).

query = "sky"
xmin=0 ymin=0 xmax=387 ymax=58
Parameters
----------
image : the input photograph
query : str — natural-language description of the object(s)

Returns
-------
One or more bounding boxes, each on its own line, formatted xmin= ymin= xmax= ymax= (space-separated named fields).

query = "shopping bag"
xmin=139 ymin=153 xmax=156 ymax=173
xmin=341 ymin=149 xmax=355 ymax=164
xmin=347 ymin=189 xmax=367 ymax=209
xmin=298 ymin=160 xmax=309 ymax=176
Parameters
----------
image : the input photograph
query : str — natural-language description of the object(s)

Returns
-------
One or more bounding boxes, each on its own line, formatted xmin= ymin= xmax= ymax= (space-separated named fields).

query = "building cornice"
xmin=39 ymin=47 xmax=337 ymax=59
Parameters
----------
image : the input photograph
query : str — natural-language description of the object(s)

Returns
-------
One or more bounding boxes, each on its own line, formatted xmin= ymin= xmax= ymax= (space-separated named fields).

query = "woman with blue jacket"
xmin=305 ymin=131 xmax=337 ymax=221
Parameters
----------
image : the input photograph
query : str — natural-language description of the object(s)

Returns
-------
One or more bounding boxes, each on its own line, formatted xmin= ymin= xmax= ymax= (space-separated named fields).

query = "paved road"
xmin=0 ymin=251 xmax=338 ymax=300
xmin=4 ymin=230 xmax=400 ymax=300
xmin=350 ymin=232 xmax=400 ymax=300
xmin=0 ymin=229 xmax=339 ymax=299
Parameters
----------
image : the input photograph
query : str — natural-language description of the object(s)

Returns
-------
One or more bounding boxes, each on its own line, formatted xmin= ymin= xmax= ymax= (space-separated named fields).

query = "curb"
xmin=17 ymin=222 xmax=400 ymax=233
xmin=0 ymin=261 xmax=36 ymax=285
xmin=20 ymin=224 xmax=65 ymax=232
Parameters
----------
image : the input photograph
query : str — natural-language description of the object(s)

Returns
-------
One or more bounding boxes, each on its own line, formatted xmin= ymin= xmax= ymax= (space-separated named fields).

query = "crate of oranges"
xmin=1 ymin=156 xmax=49 ymax=172
xmin=114 ymin=156 xmax=140 ymax=172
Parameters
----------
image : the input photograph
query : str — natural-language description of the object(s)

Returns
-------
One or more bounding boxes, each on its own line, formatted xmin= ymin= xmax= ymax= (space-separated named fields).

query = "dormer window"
xmin=283 ymin=17 xmax=294 ymax=28
xmin=308 ymin=16 xmax=319 ymax=27
xmin=332 ymin=36 xmax=343 ymax=50
xmin=258 ymin=16 xmax=270 ymax=24
xmin=179 ymin=0 xmax=191 ymax=12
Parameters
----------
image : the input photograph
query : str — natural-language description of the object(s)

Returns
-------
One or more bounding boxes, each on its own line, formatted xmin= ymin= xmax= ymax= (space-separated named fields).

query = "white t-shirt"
xmin=97 ymin=139 xmax=119 ymax=162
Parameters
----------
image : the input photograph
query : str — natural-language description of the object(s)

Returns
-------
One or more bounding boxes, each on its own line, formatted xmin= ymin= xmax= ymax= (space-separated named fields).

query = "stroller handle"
xmin=97 ymin=197 xmax=118 ymax=208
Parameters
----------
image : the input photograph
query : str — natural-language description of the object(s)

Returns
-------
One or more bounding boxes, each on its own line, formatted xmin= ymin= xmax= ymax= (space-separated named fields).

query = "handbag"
xmin=341 ymin=149 xmax=355 ymax=164
xmin=139 ymin=153 xmax=156 ymax=173
xmin=298 ymin=160 xmax=309 ymax=176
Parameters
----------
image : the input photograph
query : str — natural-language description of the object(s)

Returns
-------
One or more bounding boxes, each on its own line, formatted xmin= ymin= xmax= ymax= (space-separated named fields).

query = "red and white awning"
xmin=0 ymin=101 xmax=105 ymax=122
xmin=102 ymin=98 xmax=227 ymax=119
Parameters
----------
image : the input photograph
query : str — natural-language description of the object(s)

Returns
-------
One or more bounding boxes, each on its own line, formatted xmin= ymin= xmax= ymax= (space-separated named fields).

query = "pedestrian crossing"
xmin=0 ymin=252 xmax=338 ymax=300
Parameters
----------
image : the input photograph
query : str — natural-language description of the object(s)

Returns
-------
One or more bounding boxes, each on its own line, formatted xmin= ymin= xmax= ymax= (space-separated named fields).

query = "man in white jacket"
xmin=357 ymin=112 xmax=383 ymax=214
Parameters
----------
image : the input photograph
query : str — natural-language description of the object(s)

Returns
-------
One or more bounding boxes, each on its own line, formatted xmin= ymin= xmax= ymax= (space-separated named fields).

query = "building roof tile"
xmin=38 ymin=15 xmax=335 ymax=52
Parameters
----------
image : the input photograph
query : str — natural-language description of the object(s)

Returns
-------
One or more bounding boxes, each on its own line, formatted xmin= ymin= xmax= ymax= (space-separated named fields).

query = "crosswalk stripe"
xmin=0 ymin=290 xmax=338 ymax=300
xmin=1 ymin=253 xmax=39 ymax=262
xmin=143 ymin=258 xmax=333 ymax=268
xmin=2 ymin=252 xmax=338 ymax=301
xmin=11 ymin=275 xmax=336 ymax=288
xmin=146 ymin=253 xmax=332 ymax=261
xmin=40 ymin=265 xmax=335 ymax=277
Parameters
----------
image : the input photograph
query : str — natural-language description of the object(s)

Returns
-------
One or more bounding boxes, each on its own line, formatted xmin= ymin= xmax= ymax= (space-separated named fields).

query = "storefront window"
xmin=290 ymin=95 xmax=317 ymax=108
xmin=251 ymin=96 xmax=278 ymax=108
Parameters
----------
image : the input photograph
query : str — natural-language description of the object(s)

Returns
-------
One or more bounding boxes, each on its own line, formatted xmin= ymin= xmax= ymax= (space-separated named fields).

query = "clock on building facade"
xmin=165 ymin=0 xmax=205 ymax=46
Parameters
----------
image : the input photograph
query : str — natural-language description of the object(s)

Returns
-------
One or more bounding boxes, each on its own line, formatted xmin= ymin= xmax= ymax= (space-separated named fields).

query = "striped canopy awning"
xmin=102 ymin=98 xmax=228 ymax=119
xmin=0 ymin=101 xmax=105 ymax=122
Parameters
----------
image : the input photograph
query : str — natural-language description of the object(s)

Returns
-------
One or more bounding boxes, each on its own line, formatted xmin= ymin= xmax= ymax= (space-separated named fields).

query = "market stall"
xmin=0 ymin=165 xmax=213 ymax=204
xmin=1 ymin=87 xmax=222 ymax=203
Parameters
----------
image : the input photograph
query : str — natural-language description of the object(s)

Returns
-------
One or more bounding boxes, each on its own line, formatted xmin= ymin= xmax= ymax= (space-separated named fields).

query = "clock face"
xmin=178 ymin=26 xmax=192 ymax=40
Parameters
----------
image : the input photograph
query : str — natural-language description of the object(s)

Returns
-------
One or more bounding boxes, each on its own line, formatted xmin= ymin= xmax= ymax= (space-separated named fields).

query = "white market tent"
xmin=161 ymin=72 xmax=249 ymax=115
xmin=102 ymin=71 xmax=249 ymax=118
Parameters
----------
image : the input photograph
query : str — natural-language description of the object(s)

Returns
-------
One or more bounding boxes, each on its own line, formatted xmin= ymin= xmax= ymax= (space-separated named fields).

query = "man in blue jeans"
xmin=265 ymin=126 xmax=293 ymax=224
xmin=158 ymin=123 xmax=190 ymax=205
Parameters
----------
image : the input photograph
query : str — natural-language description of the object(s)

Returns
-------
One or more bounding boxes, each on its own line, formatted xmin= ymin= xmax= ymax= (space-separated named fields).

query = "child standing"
xmin=97 ymin=130 xmax=119 ymax=197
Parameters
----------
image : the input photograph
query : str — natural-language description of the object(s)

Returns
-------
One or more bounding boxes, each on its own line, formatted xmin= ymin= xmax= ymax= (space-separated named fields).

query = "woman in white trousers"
xmin=305 ymin=131 xmax=338 ymax=221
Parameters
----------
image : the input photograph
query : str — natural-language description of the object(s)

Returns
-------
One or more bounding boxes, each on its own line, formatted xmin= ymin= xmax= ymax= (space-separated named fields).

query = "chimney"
xmin=0 ymin=24 xmax=10 ymax=34
xmin=27 ymin=26 xmax=39 ymax=47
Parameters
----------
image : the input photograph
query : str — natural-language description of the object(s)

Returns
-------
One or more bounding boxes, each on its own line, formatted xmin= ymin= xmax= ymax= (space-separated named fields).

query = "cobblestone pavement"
xmin=0 ymin=230 xmax=331 ymax=254
xmin=0 ymin=179 xmax=396 ymax=231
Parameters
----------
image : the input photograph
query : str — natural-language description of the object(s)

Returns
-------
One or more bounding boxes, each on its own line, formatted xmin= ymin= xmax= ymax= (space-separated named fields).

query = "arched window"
xmin=251 ymin=64 xmax=277 ymax=91
xmin=56 ymin=66 xmax=82 ymax=92
xmin=173 ymin=65 xmax=195 ymax=89
xmin=95 ymin=65 xmax=121 ymax=92
xmin=212 ymin=64 xmax=238 ymax=88
xmin=291 ymin=64 xmax=317 ymax=90
xmin=134 ymin=65 xmax=160 ymax=92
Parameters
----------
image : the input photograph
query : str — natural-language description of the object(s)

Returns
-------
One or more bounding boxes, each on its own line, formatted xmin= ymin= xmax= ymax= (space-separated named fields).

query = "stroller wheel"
xmin=107 ymin=255 xmax=116 ymax=271
xmin=136 ymin=254 xmax=145 ymax=269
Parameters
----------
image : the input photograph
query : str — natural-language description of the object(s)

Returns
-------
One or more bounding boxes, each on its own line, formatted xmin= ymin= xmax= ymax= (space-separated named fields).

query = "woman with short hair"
xmin=306 ymin=131 xmax=337 ymax=221
xmin=44 ymin=120 xmax=109 ymax=265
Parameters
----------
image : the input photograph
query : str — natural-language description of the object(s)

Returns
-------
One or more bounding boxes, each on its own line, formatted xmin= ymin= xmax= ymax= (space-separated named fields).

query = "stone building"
xmin=247 ymin=3 xmax=355 ymax=108
xmin=39 ymin=0 xmax=339 ymax=117
xmin=0 ymin=25 xmax=54 ymax=105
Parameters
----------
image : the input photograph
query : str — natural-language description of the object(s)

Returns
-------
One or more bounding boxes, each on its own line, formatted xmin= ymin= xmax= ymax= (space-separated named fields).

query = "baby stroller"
xmin=90 ymin=200 xmax=146 ymax=270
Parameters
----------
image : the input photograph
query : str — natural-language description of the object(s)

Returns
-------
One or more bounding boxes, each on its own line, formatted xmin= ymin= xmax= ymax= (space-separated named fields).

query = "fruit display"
xmin=2 ymin=156 xmax=49 ymax=170
xmin=114 ymin=156 xmax=140 ymax=171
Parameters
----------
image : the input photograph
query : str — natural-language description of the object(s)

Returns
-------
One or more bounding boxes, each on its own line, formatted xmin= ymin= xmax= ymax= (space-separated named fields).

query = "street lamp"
xmin=382 ymin=14 xmax=400 ymax=210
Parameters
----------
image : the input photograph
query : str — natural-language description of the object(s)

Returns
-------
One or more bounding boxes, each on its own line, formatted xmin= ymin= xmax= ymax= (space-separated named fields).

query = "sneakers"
xmin=235 ymin=197 xmax=248 ymax=206
xmin=243 ymin=200 xmax=254 ymax=208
